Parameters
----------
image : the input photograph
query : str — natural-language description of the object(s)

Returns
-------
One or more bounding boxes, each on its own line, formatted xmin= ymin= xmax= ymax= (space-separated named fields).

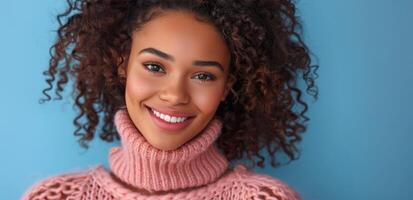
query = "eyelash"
xmin=143 ymin=63 xmax=216 ymax=82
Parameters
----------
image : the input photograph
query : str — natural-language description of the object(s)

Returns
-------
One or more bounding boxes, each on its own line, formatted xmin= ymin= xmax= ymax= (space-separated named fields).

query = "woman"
xmin=23 ymin=0 xmax=318 ymax=199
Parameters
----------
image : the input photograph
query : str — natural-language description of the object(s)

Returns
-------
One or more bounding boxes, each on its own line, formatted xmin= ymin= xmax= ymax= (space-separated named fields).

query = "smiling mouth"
xmin=145 ymin=105 xmax=196 ymax=132
xmin=145 ymin=105 xmax=195 ymax=123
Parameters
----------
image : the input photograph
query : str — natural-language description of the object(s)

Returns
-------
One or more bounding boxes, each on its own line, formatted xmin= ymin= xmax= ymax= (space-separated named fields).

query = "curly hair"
xmin=40 ymin=0 xmax=319 ymax=169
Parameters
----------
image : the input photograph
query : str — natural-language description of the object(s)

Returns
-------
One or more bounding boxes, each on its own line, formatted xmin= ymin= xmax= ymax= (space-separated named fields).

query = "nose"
xmin=159 ymin=76 xmax=190 ymax=105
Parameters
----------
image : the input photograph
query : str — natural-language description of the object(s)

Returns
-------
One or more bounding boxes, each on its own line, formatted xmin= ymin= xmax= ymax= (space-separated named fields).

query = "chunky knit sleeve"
xmin=21 ymin=170 xmax=91 ymax=200
xmin=238 ymin=166 xmax=301 ymax=200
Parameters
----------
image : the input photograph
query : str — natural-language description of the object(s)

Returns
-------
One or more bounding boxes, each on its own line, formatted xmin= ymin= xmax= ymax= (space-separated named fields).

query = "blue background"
xmin=1 ymin=0 xmax=412 ymax=199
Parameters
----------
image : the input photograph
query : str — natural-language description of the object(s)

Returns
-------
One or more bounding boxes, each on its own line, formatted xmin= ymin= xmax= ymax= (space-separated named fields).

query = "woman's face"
xmin=120 ymin=10 xmax=232 ymax=151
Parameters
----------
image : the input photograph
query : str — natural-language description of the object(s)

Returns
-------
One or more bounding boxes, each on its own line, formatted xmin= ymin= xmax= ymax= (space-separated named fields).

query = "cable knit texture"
xmin=22 ymin=108 xmax=301 ymax=200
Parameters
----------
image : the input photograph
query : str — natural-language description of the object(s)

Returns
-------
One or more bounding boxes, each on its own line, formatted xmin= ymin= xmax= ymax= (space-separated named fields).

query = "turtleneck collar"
xmin=108 ymin=108 xmax=229 ymax=193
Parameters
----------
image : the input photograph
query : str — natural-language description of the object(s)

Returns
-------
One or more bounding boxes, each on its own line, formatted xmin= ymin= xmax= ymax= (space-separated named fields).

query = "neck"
xmin=108 ymin=108 xmax=229 ymax=193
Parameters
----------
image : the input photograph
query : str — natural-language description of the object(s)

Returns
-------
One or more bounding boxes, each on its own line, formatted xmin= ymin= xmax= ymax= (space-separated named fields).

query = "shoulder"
xmin=21 ymin=165 xmax=99 ymax=200
xmin=233 ymin=164 xmax=302 ymax=200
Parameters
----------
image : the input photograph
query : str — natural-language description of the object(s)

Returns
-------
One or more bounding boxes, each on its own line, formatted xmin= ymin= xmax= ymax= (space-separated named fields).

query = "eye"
xmin=193 ymin=73 xmax=216 ymax=82
xmin=143 ymin=63 xmax=215 ymax=82
xmin=143 ymin=63 xmax=165 ymax=73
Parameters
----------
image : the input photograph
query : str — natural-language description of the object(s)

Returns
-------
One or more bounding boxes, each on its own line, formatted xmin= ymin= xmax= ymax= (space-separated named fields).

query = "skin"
xmin=118 ymin=10 xmax=234 ymax=151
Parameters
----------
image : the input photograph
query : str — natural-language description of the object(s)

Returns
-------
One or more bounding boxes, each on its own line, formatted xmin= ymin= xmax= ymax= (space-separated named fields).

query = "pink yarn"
xmin=22 ymin=108 xmax=301 ymax=200
xmin=109 ymin=108 xmax=229 ymax=193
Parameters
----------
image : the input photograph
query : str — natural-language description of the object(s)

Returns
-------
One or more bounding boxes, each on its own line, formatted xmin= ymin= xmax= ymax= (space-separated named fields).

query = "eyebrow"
xmin=138 ymin=47 xmax=225 ymax=72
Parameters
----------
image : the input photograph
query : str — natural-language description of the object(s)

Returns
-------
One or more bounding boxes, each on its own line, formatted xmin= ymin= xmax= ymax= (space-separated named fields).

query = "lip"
xmin=146 ymin=105 xmax=195 ymax=132
xmin=146 ymin=105 xmax=195 ymax=118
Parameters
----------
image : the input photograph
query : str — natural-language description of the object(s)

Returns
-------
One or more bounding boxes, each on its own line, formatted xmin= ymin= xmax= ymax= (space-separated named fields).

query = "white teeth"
xmin=151 ymin=108 xmax=188 ymax=123
xmin=165 ymin=115 xmax=171 ymax=121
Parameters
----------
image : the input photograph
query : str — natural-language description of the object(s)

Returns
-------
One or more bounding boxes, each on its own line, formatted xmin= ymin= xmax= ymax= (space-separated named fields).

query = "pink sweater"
xmin=22 ymin=108 xmax=301 ymax=200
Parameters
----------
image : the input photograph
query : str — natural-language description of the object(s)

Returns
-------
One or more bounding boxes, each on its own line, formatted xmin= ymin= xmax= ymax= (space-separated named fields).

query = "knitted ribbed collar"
xmin=108 ymin=108 xmax=229 ymax=193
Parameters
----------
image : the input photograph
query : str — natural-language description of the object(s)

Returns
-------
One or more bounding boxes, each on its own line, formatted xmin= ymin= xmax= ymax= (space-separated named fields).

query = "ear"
xmin=221 ymin=75 xmax=236 ymax=101
xmin=118 ymin=66 xmax=127 ymax=79
xmin=117 ymin=56 xmax=128 ymax=79
xmin=117 ymin=56 xmax=128 ymax=86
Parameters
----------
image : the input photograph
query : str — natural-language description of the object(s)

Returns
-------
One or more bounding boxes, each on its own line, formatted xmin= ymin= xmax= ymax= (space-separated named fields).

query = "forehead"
xmin=131 ymin=10 xmax=230 ymax=68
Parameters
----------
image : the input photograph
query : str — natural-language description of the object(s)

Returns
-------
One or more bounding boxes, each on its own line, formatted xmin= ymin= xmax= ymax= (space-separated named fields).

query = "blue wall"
xmin=1 ymin=0 xmax=412 ymax=199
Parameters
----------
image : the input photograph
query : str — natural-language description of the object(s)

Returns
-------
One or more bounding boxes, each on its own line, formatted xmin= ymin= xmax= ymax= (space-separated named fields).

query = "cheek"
xmin=190 ymin=84 xmax=224 ymax=115
xmin=125 ymin=72 xmax=159 ymax=104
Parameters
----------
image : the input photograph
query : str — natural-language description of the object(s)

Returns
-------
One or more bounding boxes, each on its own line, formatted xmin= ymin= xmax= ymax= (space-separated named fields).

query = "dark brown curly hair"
xmin=40 ymin=0 xmax=319 ymax=169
